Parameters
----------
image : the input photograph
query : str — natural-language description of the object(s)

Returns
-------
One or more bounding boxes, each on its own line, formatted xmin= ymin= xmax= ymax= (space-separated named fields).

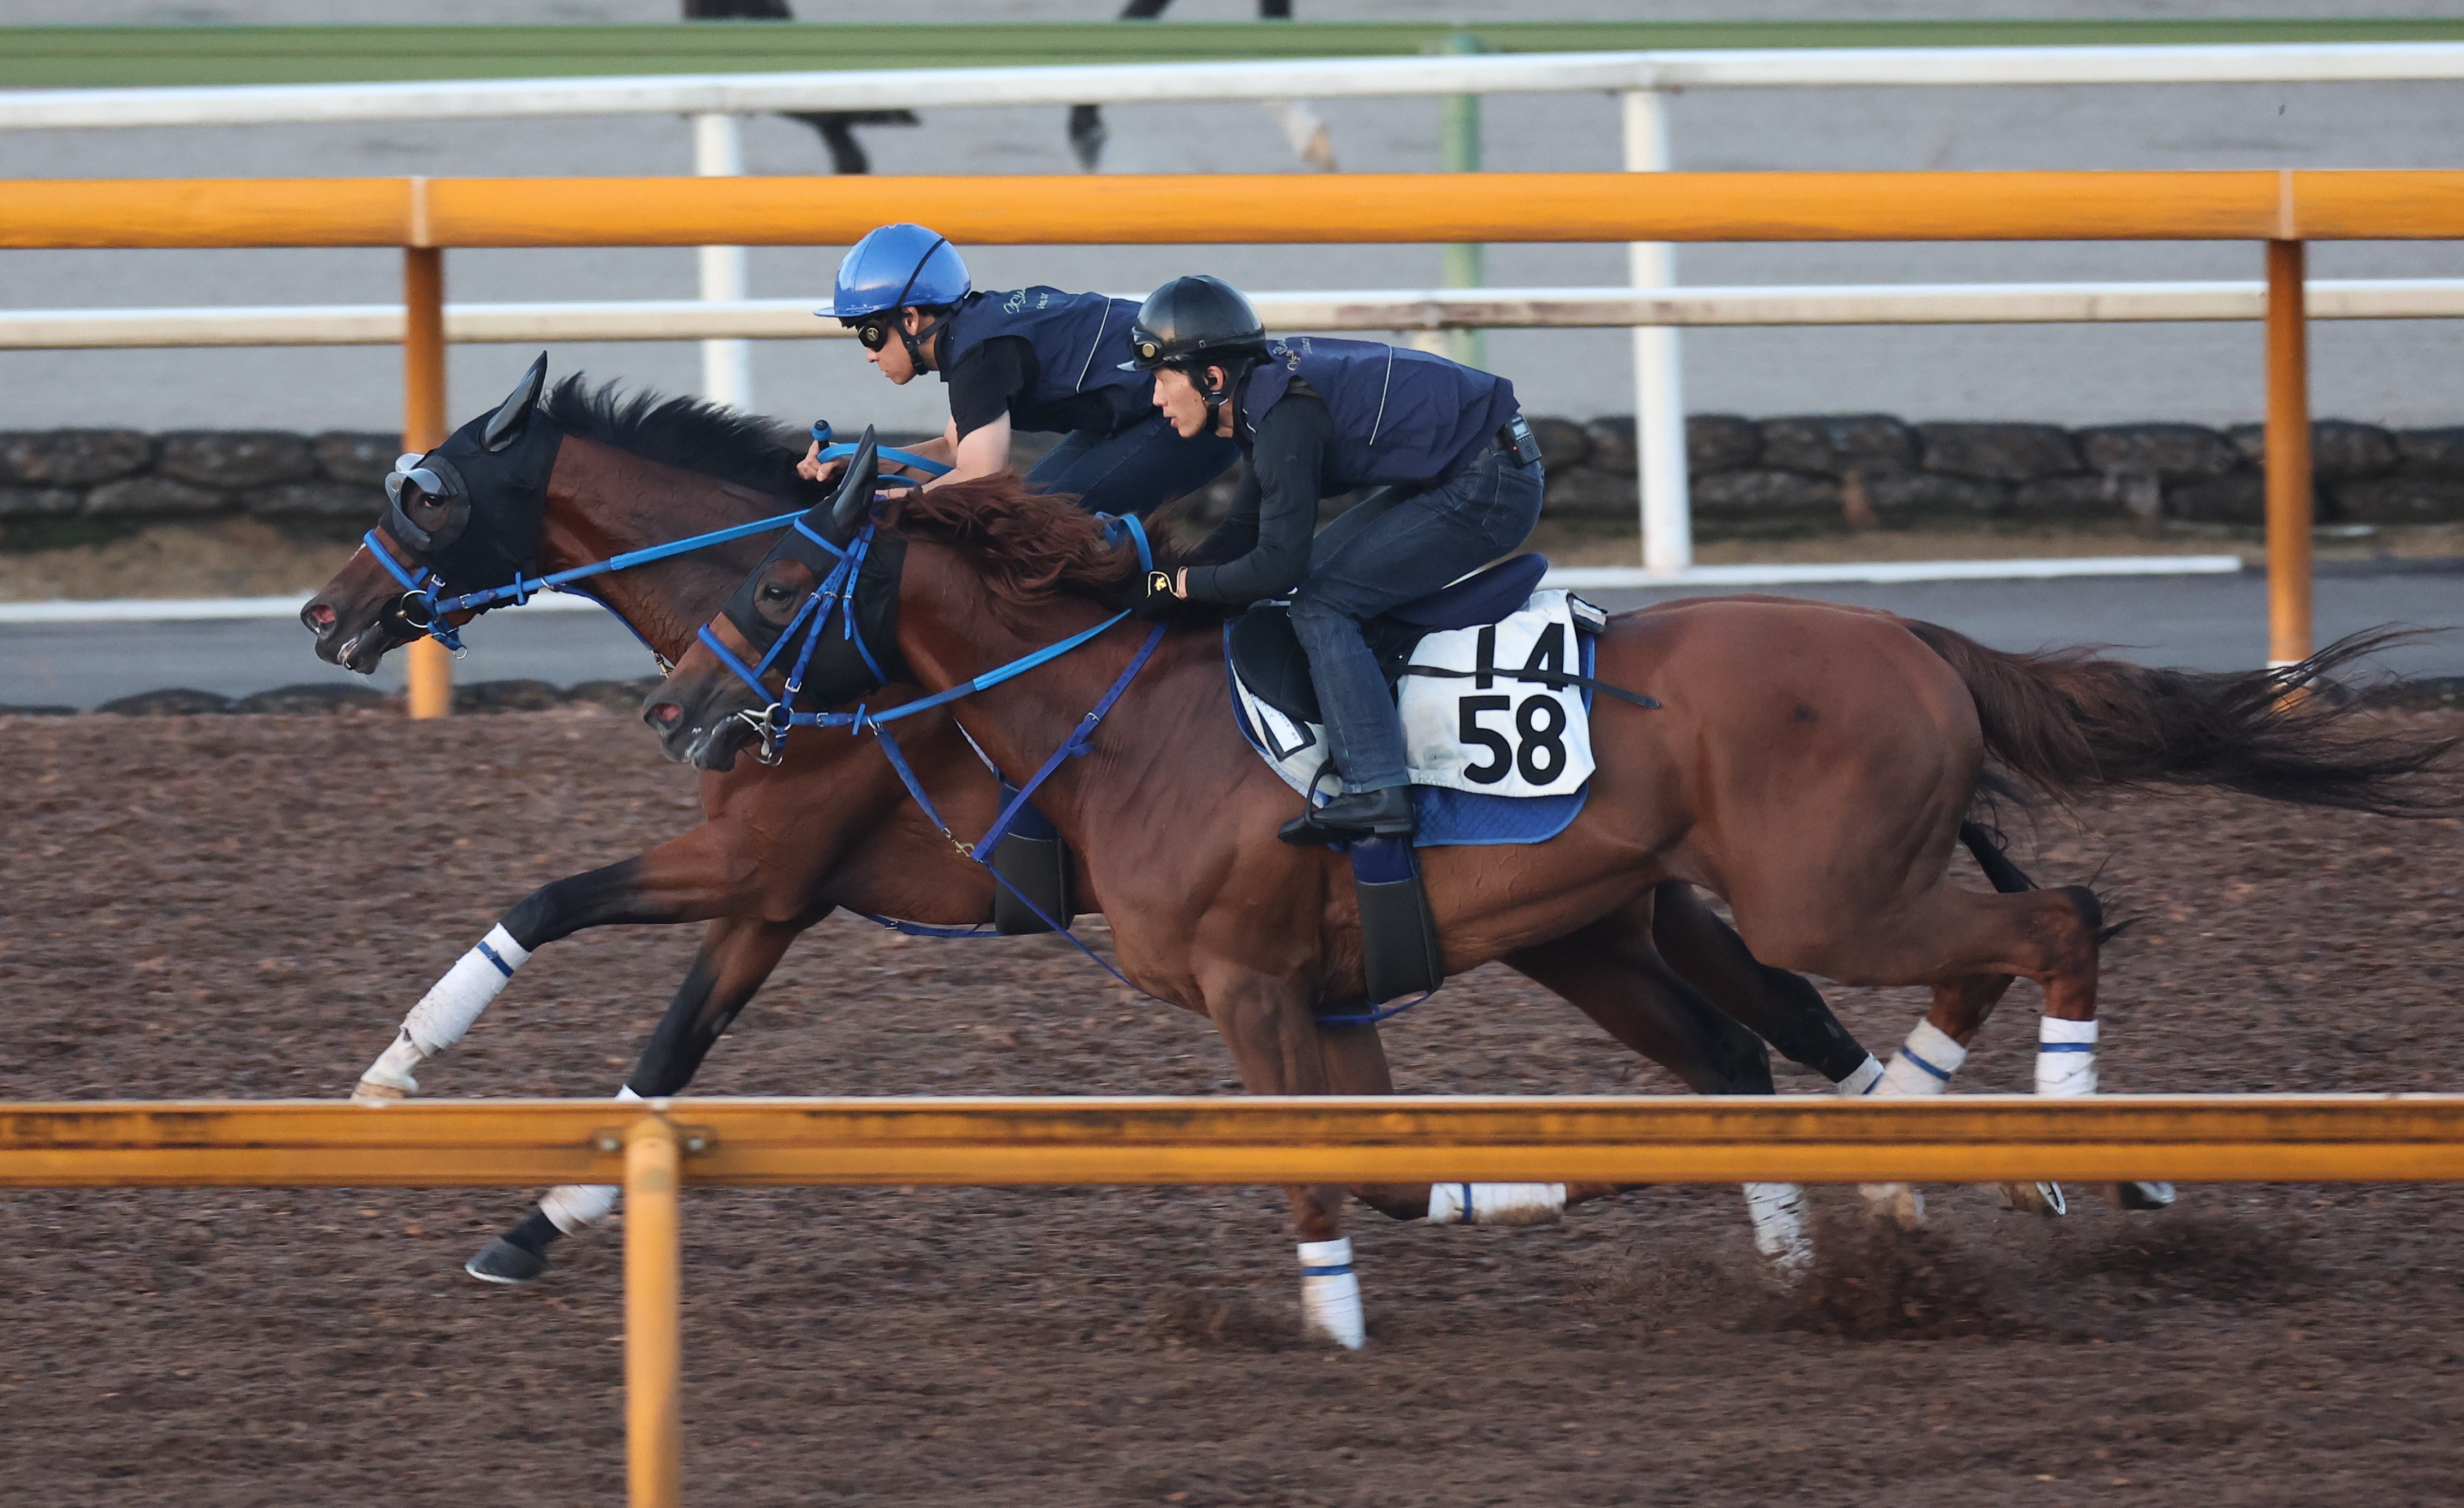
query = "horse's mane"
xmin=883 ymin=474 xmax=1177 ymax=611
xmin=540 ymin=374 xmax=811 ymax=498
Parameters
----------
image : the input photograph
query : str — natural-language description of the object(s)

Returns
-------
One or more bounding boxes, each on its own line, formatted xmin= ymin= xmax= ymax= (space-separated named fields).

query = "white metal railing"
xmin=9 ymin=279 xmax=2463 ymax=351
xmin=9 ymin=42 xmax=2463 ymax=571
xmin=8 ymin=46 xmax=2464 ymax=130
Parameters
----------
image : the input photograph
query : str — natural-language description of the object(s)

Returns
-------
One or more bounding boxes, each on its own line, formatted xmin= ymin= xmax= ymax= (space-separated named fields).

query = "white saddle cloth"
xmin=1230 ymin=588 xmax=1596 ymax=802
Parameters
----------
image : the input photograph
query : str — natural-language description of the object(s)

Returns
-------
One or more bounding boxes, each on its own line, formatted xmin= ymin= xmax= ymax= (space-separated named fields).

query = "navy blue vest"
xmin=1234 ymin=337 xmax=1518 ymax=490
xmin=939 ymin=288 xmax=1153 ymax=436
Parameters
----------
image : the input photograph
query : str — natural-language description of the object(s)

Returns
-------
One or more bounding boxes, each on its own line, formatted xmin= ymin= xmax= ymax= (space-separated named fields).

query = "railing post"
xmin=624 ymin=1113 xmax=682 ymax=1508
xmin=2265 ymin=238 xmax=2314 ymax=669
xmin=1621 ymin=89 xmax=1690 ymax=575
xmin=1438 ymin=32 xmax=1485 ymax=371
xmin=693 ymin=113 xmax=752 ymax=412
xmin=402 ymin=241 xmax=453 ymax=720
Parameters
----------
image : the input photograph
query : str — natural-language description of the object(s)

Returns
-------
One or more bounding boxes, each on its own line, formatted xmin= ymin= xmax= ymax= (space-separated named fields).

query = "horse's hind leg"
xmin=1505 ymin=904 xmax=1814 ymax=1281
xmin=465 ymin=914 xmax=802 ymax=1285
xmin=1647 ymin=882 xmax=1882 ymax=1094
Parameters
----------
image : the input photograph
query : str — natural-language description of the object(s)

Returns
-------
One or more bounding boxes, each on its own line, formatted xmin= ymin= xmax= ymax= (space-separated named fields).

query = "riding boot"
xmin=1279 ymin=785 xmax=1417 ymax=847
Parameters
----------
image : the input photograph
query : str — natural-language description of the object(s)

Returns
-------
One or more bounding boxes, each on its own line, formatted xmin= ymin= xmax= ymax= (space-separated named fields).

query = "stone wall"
xmin=1533 ymin=414 xmax=2464 ymax=535
xmin=0 ymin=428 xmax=399 ymax=533
xmin=12 ymin=416 xmax=2464 ymax=542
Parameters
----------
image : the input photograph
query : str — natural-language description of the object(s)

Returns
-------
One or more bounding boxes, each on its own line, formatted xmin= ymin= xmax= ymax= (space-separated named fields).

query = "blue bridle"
xmin=690 ymin=502 xmax=1174 ymax=989
xmin=369 ymin=424 xmax=951 ymax=656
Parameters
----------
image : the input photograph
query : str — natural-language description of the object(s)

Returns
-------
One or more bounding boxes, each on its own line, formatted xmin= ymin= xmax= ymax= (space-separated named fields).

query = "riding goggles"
xmin=847 ymin=318 xmax=894 ymax=352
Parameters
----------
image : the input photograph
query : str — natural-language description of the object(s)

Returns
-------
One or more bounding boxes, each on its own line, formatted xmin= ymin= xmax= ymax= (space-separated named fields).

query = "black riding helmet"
xmin=1122 ymin=275 xmax=1267 ymax=411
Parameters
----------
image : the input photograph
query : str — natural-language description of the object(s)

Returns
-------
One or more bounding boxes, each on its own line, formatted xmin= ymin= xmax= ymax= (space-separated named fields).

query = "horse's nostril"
xmin=646 ymin=702 xmax=683 ymax=728
xmin=302 ymin=602 xmax=336 ymax=634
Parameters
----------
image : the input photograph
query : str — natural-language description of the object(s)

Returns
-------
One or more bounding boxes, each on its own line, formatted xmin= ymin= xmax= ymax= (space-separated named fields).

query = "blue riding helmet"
xmin=828 ymin=223 xmax=972 ymax=318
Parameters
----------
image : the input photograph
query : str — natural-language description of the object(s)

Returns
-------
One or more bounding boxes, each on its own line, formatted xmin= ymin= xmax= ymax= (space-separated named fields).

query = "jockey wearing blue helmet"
xmin=804 ymin=222 xmax=1238 ymax=516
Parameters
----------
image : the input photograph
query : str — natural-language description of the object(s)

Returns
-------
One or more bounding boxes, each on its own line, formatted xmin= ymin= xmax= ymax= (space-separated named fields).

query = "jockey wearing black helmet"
xmin=802 ymin=223 xmax=1239 ymax=516
xmin=1125 ymin=274 xmax=1546 ymax=846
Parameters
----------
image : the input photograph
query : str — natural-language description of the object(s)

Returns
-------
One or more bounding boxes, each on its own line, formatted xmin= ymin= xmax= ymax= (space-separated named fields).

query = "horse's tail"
xmin=1901 ymin=621 xmax=2461 ymax=817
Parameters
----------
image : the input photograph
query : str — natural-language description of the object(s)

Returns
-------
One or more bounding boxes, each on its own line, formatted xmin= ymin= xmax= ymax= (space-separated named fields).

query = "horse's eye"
xmin=760 ymin=583 xmax=791 ymax=601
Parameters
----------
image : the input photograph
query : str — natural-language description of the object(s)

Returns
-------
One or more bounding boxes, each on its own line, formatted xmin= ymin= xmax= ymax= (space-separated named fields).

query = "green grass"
xmin=7 ymin=20 xmax=2464 ymax=90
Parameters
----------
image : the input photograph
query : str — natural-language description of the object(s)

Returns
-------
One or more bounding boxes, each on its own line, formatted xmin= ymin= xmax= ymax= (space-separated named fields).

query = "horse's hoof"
xmin=1858 ymin=1182 xmax=1926 ymax=1229
xmin=465 ymin=1237 xmax=549 ymax=1286
xmin=1999 ymin=1181 xmax=2068 ymax=1217
xmin=350 ymin=1079 xmax=411 ymax=1106
xmin=2113 ymin=1180 xmax=2177 ymax=1211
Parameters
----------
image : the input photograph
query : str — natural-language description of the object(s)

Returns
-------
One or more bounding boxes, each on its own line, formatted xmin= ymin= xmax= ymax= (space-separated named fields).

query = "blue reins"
xmin=375 ymin=431 xmax=951 ymax=654
xmin=694 ymin=504 xmax=1174 ymax=995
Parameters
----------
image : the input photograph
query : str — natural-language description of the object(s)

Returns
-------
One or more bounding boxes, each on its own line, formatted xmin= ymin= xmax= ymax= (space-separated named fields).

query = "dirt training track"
xmin=3 ymin=710 xmax=2461 ymax=1506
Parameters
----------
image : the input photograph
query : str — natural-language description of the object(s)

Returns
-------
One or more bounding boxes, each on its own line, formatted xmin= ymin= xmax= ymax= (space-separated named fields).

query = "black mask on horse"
xmin=378 ymin=352 xmax=563 ymax=625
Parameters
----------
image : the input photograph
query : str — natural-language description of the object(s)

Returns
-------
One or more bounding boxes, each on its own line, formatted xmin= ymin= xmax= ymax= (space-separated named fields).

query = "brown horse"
xmin=644 ymin=462 xmax=2455 ymax=1341
xmin=303 ymin=371 xmax=1880 ymax=1294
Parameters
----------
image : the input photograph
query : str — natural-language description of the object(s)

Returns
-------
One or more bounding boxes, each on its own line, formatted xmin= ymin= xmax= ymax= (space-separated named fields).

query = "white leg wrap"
xmin=1861 ymin=1026 xmax=1965 ymax=1224
xmin=1298 ymin=1238 xmax=1365 ymax=1350
xmin=1423 ymin=1183 xmax=1567 ymax=1227
xmin=402 ymin=925 xmax=531 ymax=1057
xmin=538 ymin=1084 xmax=644 ymax=1235
xmin=1742 ymin=1183 xmax=1814 ymax=1279
xmin=1877 ymin=1020 xmax=1967 ymax=1098
xmin=352 ymin=1031 xmax=427 ymax=1103
xmin=2037 ymin=1016 xmax=2099 ymax=1097
xmin=1833 ymin=1054 xmax=1885 ymax=1097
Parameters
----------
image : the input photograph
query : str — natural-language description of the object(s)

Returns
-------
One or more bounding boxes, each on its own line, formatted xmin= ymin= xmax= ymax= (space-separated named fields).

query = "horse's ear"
xmin=826 ymin=427 xmax=880 ymax=538
xmin=481 ymin=352 xmax=549 ymax=453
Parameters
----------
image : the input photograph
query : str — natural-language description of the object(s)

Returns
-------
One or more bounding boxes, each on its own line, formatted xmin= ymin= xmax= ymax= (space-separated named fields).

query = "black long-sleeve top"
xmin=1179 ymin=391 xmax=1333 ymax=604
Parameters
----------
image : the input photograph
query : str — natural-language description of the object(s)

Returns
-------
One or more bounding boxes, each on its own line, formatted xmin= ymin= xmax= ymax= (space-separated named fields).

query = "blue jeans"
xmin=1026 ymin=411 xmax=1241 ymax=517
xmin=1288 ymin=444 xmax=1546 ymax=793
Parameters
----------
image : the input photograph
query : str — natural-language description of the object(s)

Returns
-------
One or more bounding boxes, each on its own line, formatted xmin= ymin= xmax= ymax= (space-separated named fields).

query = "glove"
xmin=1124 ymin=568 xmax=1182 ymax=619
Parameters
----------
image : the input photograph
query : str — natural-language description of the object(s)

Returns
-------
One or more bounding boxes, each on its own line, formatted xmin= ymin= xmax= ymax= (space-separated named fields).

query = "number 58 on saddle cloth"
xmin=1227 ymin=585 xmax=1608 ymax=848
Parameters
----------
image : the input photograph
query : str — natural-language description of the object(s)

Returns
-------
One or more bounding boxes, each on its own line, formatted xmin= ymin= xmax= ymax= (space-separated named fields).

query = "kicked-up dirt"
xmin=1 ymin=711 xmax=2460 ymax=1506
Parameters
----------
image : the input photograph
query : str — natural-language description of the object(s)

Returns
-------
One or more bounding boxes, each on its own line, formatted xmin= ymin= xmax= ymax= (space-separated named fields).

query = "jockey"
xmin=802 ymin=222 xmax=1239 ymax=515
xmin=1123 ymin=275 xmax=1545 ymax=846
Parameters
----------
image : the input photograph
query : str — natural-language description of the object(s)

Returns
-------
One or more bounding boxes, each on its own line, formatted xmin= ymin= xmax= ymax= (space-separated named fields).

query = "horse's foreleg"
xmin=1207 ymin=967 xmax=1364 ymax=1349
xmin=466 ymin=914 xmax=804 ymax=1285
xmin=1314 ymin=1023 xmax=1573 ymax=1226
xmin=354 ymin=827 xmax=755 ymax=1102
xmin=1505 ymin=910 xmax=1813 ymax=1281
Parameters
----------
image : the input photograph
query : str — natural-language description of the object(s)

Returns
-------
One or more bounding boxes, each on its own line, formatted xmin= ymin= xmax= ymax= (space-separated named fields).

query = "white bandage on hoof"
xmin=1742 ymin=1183 xmax=1814 ymax=1280
xmin=1297 ymin=1238 xmax=1365 ymax=1350
xmin=1833 ymin=1054 xmax=1885 ymax=1097
xmin=1877 ymin=1020 xmax=1967 ymax=1097
xmin=401 ymin=924 xmax=532 ymax=1058
xmin=1424 ymin=1183 xmax=1567 ymax=1227
xmin=541 ymin=1183 xmax=620 ymax=1236
xmin=353 ymin=1030 xmax=425 ymax=1103
xmin=2037 ymin=1016 xmax=2099 ymax=1097
xmin=537 ymin=1085 xmax=644 ymax=1234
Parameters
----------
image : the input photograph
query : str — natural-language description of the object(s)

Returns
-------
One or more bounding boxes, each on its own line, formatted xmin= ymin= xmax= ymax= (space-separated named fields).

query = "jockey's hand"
xmin=1124 ymin=568 xmax=1181 ymax=620
xmin=797 ymin=440 xmax=847 ymax=485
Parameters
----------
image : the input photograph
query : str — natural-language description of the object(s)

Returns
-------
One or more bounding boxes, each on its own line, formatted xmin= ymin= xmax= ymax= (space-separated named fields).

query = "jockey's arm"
xmin=1177 ymin=394 xmax=1330 ymax=603
xmin=924 ymin=411 xmax=1011 ymax=490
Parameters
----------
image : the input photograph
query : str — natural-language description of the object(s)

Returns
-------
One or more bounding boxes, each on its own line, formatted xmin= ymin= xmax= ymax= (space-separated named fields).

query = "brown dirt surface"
xmin=2 ymin=710 xmax=2461 ymax=1506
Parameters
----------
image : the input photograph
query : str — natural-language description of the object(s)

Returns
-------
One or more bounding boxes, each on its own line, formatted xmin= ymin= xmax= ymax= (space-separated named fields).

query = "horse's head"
xmin=302 ymin=352 xmax=560 ymax=672
xmin=643 ymin=431 xmax=907 ymax=770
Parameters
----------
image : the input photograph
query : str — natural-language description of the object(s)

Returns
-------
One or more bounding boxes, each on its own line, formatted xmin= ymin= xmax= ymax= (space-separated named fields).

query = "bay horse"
xmin=643 ymin=456 xmax=2456 ymax=1344
xmin=302 ymin=366 xmax=1883 ymax=1297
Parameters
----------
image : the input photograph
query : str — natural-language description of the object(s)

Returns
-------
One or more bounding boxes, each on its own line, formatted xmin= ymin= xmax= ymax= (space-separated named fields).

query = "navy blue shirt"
xmin=936 ymin=287 xmax=1152 ymax=441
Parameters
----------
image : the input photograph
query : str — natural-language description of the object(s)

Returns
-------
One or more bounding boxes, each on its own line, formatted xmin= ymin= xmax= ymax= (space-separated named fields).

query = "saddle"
xmin=1227 ymin=553 xmax=1552 ymax=729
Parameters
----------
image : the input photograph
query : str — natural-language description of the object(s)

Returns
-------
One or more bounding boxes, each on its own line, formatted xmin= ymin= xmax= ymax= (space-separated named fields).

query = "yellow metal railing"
xmin=7 ymin=1094 xmax=2463 ymax=1505
xmin=2 ymin=167 xmax=2421 ymax=689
